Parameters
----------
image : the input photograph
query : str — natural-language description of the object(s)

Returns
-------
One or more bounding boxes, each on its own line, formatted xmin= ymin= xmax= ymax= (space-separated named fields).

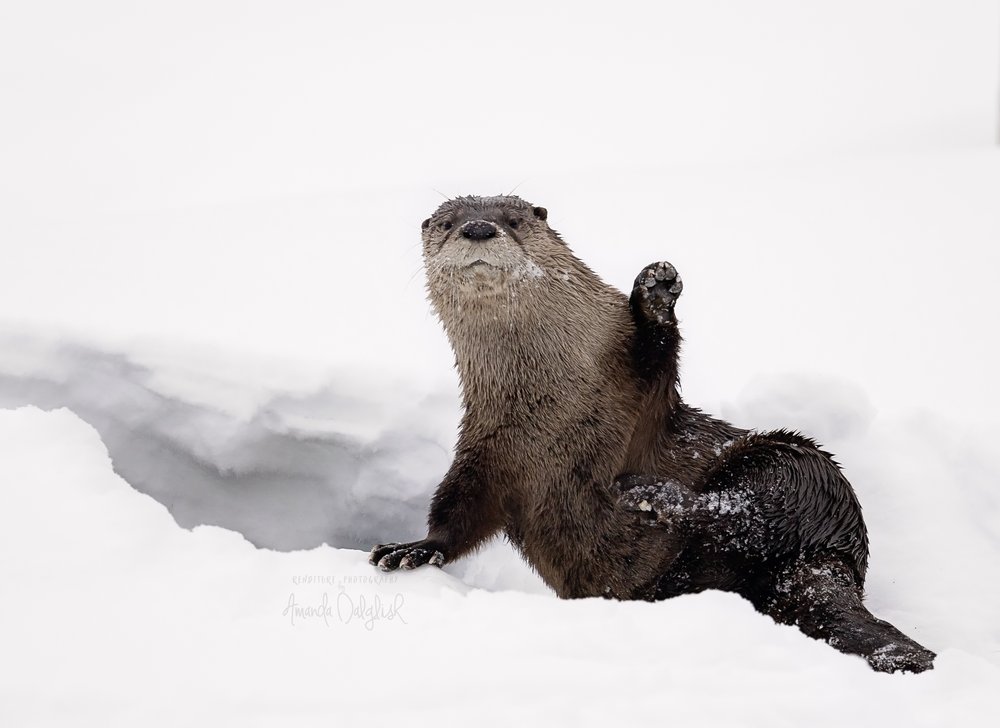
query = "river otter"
xmin=369 ymin=195 xmax=935 ymax=673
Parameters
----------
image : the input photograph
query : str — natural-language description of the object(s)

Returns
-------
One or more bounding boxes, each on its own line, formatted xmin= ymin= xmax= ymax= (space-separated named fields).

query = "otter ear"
xmin=532 ymin=206 xmax=548 ymax=221
xmin=421 ymin=218 xmax=431 ymax=230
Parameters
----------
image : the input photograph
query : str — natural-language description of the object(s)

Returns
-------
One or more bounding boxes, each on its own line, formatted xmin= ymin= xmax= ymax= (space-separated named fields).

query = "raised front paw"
xmin=369 ymin=540 xmax=446 ymax=572
xmin=632 ymin=261 xmax=683 ymax=324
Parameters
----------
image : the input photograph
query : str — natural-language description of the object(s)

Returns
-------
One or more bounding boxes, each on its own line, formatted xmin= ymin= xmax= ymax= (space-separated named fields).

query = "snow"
xmin=2 ymin=0 xmax=1000 ymax=723
xmin=1 ymin=407 xmax=999 ymax=726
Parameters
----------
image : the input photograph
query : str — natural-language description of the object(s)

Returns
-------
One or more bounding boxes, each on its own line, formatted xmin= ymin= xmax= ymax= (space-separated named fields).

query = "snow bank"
xmin=0 ymin=333 xmax=451 ymax=552
xmin=0 ymin=331 xmax=548 ymax=594
xmin=2 ymin=407 xmax=999 ymax=726
xmin=2 ymin=324 xmax=999 ymax=663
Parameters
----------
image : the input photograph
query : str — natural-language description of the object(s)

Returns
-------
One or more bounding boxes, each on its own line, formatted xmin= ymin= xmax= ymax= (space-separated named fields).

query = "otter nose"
xmin=461 ymin=220 xmax=497 ymax=241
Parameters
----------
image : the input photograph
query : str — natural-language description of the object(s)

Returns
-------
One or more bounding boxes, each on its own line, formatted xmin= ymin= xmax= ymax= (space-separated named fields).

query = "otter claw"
xmin=399 ymin=550 xmax=445 ymax=570
xmin=369 ymin=542 xmax=403 ymax=566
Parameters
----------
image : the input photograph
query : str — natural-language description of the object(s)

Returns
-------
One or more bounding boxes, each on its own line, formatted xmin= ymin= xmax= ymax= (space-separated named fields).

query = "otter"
xmin=369 ymin=195 xmax=935 ymax=673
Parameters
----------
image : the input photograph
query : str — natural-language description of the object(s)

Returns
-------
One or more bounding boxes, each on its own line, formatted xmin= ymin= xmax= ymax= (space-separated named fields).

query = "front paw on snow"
xmin=369 ymin=541 xmax=445 ymax=572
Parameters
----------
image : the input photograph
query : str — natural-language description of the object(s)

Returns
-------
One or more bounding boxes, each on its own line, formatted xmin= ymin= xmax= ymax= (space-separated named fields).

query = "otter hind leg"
xmin=761 ymin=555 xmax=936 ymax=673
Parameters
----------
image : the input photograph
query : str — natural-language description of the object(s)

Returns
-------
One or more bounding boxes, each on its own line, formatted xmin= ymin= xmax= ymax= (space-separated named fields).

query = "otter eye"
xmin=441 ymin=220 xmax=453 ymax=231
xmin=508 ymin=218 xmax=521 ymax=230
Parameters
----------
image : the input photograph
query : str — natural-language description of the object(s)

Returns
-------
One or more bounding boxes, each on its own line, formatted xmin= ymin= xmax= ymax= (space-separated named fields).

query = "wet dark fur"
xmin=371 ymin=195 xmax=935 ymax=673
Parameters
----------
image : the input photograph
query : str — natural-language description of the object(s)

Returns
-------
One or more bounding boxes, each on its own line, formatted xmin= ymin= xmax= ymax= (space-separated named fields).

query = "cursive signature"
xmin=282 ymin=591 xmax=407 ymax=630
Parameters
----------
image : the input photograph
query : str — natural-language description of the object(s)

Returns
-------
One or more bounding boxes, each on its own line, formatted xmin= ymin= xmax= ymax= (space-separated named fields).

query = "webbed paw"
xmin=632 ymin=261 xmax=683 ymax=325
xmin=369 ymin=540 xmax=446 ymax=572
xmin=614 ymin=474 xmax=697 ymax=524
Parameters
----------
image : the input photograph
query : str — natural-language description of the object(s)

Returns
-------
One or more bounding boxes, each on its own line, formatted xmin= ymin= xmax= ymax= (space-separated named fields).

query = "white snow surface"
xmin=2 ymin=1 xmax=1000 ymax=724
xmin=2 ymin=407 xmax=999 ymax=727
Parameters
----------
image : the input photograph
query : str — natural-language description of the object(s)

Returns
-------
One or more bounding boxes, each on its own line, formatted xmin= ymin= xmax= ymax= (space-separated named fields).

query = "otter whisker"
xmin=404 ymin=265 xmax=425 ymax=288
xmin=507 ymin=179 xmax=528 ymax=197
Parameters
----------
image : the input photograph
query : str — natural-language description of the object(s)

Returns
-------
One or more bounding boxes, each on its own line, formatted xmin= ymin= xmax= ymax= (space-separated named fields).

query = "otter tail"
xmin=760 ymin=554 xmax=936 ymax=673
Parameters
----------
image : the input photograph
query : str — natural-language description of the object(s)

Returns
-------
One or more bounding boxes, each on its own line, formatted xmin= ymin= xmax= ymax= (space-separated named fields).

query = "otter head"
xmin=421 ymin=195 xmax=556 ymax=300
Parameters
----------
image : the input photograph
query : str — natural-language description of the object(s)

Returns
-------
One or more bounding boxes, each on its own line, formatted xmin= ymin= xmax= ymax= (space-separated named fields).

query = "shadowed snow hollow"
xmin=0 ymin=334 xmax=454 ymax=551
